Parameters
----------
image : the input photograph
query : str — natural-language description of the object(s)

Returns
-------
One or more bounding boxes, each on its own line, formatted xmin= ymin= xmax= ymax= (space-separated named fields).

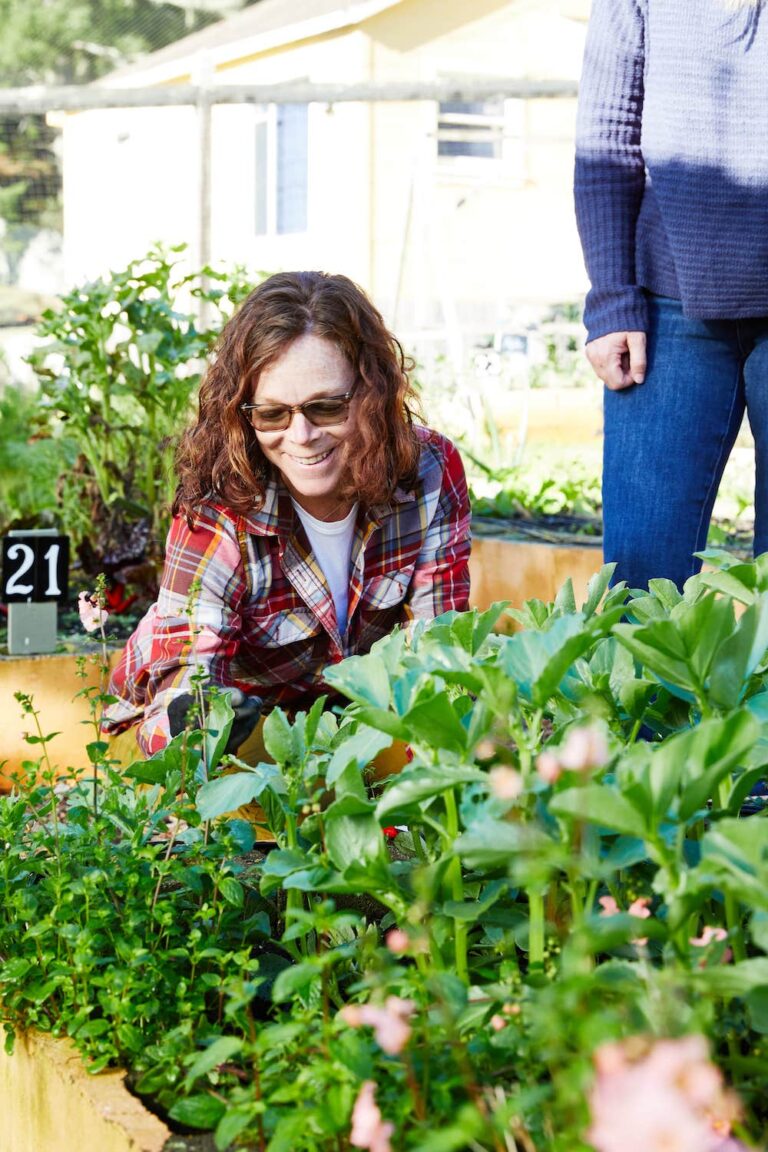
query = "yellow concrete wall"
xmin=0 ymin=649 xmax=120 ymax=787
xmin=0 ymin=1030 xmax=170 ymax=1152
xmin=469 ymin=536 xmax=604 ymax=632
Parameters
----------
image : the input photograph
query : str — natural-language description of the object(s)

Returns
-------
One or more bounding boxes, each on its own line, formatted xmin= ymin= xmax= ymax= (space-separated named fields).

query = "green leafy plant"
xmin=2 ymin=560 xmax=768 ymax=1150
xmin=26 ymin=245 xmax=256 ymax=558
xmin=0 ymin=384 xmax=75 ymax=534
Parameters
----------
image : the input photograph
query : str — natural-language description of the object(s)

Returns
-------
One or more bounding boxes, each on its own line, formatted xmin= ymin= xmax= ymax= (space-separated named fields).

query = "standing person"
xmin=103 ymin=270 xmax=471 ymax=761
xmin=574 ymin=0 xmax=768 ymax=591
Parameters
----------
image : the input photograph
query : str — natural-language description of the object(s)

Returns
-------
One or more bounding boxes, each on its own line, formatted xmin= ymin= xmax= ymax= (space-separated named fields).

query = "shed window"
xmin=253 ymin=102 xmax=309 ymax=236
xmin=437 ymin=100 xmax=505 ymax=159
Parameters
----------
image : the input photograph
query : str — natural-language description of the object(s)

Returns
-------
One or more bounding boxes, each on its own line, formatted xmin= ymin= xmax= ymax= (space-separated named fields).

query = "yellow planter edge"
xmin=0 ymin=1027 xmax=171 ymax=1152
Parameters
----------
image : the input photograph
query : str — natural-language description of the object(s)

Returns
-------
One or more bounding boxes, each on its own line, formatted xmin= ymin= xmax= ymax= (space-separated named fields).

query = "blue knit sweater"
xmin=574 ymin=0 xmax=768 ymax=342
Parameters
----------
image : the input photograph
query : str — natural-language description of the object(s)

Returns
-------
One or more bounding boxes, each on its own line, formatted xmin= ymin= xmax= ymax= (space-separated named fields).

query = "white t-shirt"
xmin=291 ymin=500 xmax=359 ymax=634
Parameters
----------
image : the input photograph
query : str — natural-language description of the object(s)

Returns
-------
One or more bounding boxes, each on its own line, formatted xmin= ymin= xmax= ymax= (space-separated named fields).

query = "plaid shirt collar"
xmin=233 ymin=474 xmax=417 ymax=538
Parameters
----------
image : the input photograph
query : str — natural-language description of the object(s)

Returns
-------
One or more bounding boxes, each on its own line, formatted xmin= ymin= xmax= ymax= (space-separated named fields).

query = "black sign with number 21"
xmin=1 ymin=535 xmax=69 ymax=603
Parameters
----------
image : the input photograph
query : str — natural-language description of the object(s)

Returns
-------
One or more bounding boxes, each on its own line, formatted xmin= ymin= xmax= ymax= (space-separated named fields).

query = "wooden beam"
xmin=0 ymin=78 xmax=578 ymax=115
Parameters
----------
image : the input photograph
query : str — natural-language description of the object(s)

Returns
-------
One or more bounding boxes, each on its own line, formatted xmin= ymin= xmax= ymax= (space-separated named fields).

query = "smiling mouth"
xmin=288 ymin=448 xmax=334 ymax=466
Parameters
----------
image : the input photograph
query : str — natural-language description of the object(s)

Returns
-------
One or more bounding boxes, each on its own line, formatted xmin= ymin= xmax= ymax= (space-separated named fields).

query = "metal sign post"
xmin=1 ymin=529 xmax=69 ymax=655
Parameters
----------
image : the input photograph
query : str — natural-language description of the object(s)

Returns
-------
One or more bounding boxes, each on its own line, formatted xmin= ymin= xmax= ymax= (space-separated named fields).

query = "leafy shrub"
xmin=2 ymin=557 xmax=768 ymax=1151
xmin=0 ymin=384 xmax=76 ymax=535
xmin=25 ymin=245 xmax=256 ymax=557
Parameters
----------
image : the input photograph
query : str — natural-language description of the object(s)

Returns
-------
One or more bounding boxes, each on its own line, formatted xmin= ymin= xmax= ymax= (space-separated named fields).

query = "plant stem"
xmin=443 ymin=787 xmax=469 ymax=985
xmin=528 ymin=886 xmax=545 ymax=980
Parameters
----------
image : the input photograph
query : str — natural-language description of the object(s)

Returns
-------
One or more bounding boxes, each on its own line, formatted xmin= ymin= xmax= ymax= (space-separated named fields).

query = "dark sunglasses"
xmin=240 ymin=383 xmax=357 ymax=432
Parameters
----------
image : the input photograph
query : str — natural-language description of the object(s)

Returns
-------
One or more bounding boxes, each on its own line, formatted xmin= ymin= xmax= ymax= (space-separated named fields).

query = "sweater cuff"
xmin=583 ymin=286 xmax=649 ymax=343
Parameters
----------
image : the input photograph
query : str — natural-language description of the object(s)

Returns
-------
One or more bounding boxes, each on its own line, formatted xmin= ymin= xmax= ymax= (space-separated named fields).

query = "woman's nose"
xmin=287 ymin=411 xmax=317 ymax=443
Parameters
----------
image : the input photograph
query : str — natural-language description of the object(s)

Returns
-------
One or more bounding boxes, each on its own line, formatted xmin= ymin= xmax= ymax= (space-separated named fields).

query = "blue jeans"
xmin=602 ymin=295 xmax=768 ymax=590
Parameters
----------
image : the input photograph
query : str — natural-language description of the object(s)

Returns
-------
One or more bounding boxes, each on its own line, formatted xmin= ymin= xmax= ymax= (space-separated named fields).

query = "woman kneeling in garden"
xmin=102 ymin=270 xmax=471 ymax=763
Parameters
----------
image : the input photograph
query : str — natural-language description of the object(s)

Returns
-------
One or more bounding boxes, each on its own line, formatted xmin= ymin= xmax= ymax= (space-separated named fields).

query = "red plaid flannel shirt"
xmin=103 ymin=428 xmax=471 ymax=755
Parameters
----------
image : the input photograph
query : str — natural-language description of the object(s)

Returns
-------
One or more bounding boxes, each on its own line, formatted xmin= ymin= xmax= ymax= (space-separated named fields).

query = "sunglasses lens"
xmin=246 ymin=392 xmax=353 ymax=431
xmin=303 ymin=399 xmax=349 ymax=425
xmin=251 ymin=407 xmax=291 ymax=431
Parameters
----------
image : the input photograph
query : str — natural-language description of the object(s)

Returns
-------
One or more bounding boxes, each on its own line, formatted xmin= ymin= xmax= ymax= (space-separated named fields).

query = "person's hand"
xmin=585 ymin=331 xmax=647 ymax=391
xmin=167 ymin=688 xmax=262 ymax=754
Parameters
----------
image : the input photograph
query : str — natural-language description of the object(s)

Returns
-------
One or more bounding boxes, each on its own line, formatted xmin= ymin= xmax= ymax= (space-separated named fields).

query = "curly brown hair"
xmin=173 ymin=271 xmax=422 ymax=521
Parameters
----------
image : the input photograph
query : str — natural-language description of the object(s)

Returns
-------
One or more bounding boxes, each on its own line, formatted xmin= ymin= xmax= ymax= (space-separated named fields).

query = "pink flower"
xmin=340 ymin=996 xmax=416 ymax=1056
xmin=598 ymin=895 xmax=620 ymax=917
xmin=690 ymin=926 xmax=728 ymax=948
xmin=558 ymin=724 xmax=610 ymax=772
xmin=490 ymin=1014 xmax=506 ymax=1032
xmin=628 ymin=897 xmax=651 ymax=946
xmin=587 ymin=1035 xmax=742 ymax=1152
xmin=597 ymin=895 xmax=651 ymax=945
xmin=78 ymin=591 xmax=109 ymax=633
xmin=385 ymin=928 xmax=410 ymax=955
xmin=350 ymin=1081 xmax=394 ymax=1152
xmin=489 ymin=764 xmax=523 ymax=801
xmin=536 ymin=750 xmax=562 ymax=785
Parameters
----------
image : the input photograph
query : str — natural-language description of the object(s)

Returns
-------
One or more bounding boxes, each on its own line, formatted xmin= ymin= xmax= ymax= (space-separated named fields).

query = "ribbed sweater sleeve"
xmin=574 ymin=0 xmax=649 ymax=342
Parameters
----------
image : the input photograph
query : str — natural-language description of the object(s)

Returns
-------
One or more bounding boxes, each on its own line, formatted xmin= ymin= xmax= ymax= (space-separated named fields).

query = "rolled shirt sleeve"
xmin=104 ymin=511 xmax=248 ymax=756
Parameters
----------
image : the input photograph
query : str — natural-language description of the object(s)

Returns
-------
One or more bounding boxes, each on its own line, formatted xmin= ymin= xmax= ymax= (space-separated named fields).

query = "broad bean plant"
xmin=1 ymin=555 xmax=767 ymax=1152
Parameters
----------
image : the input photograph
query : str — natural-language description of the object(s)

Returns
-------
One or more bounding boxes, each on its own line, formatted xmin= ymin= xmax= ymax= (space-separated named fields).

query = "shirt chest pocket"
xmin=250 ymin=607 xmax=322 ymax=647
xmin=361 ymin=570 xmax=412 ymax=611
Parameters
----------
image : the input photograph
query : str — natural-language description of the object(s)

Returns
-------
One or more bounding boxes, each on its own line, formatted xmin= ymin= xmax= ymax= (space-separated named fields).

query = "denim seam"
xmin=691 ymin=361 xmax=744 ymax=573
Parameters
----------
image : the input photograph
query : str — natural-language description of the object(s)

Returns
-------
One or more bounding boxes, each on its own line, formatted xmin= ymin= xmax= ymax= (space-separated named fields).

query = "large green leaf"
xmin=376 ymin=764 xmax=487 ymax=820
xmin=709 ymin=595 xmax=768 ymax=710
xmin=325 ymin=726 xmax=393 ymax=787
xmin=169 ymin=1094 xmax=226 ymax=1130
xmin=183 ymin=1036 xmax=243 ymax=1087
xmin=124 ymin=733 xmax=201 ymax=785
xmin=549 ymin=784 xmax=647 ymax=839
xmin=677 ymin=711 xmax=759 ymax=820
xmin=672 ymin=593 xmax=734 ymax=685
xmin=691 ymin=958 xmax=768 ymax=997
xmin=454 ymin=819 xmax=554 ymax=871
xmin=324 ymin=803 xmax=387 ymax=873
xmin=203 ymin=692 xmax=235 ymax=772
xmin=498 ymin=613 xmax=597 ymax=707
xmin=696 ymin=817 xmax=768 ymax=910
xmin=403 ymin=692 xmax=469 ymax=753
xmin=323 ymin=651 xmax=392 ymax=709
xmin=271 ymin=960 xmax=323 ymax=1002
xmin=262 ymin=708 xmax=296 ymax=766
xmin=613 ymin=620 xmax=698 ymax=700
xmin=424 ymin=603 xmax=508 ymax=654
xmin=196 ymin=763 xmax=285 ymax=821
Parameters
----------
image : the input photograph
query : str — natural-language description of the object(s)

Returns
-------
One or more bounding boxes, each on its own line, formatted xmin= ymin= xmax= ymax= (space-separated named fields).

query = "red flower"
xmin=104 ymin=581 xmax=138 ymax=615
xmin=382 ymin=827 xmax=398 ymax=840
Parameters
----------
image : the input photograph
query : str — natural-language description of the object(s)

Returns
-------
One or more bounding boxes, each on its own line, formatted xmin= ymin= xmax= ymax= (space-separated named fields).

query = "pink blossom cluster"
xmin=488 ymin=764 xmax=524 ymax=801
xmin=587 ymin=1034 xmax=745 ymax=1152
xmin=78 ymin=590 xmax=109 ymax=633
xmin=598 ymin=894 xmax=651 ymax=945
xmin=339 ymin=995 xmax=416 ymax=1056
xmin=350 ymin=1081 xmax=394 ymax=1152
xmin=536 ymin=723 xmax=610 ymax=785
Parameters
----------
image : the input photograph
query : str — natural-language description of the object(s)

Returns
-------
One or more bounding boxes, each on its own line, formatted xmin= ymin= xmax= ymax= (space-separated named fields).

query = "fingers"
xmin=626 ymin=331 xmax=647 ymax=384
xmin=585 ymin=331 xmax=647 ymax=391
